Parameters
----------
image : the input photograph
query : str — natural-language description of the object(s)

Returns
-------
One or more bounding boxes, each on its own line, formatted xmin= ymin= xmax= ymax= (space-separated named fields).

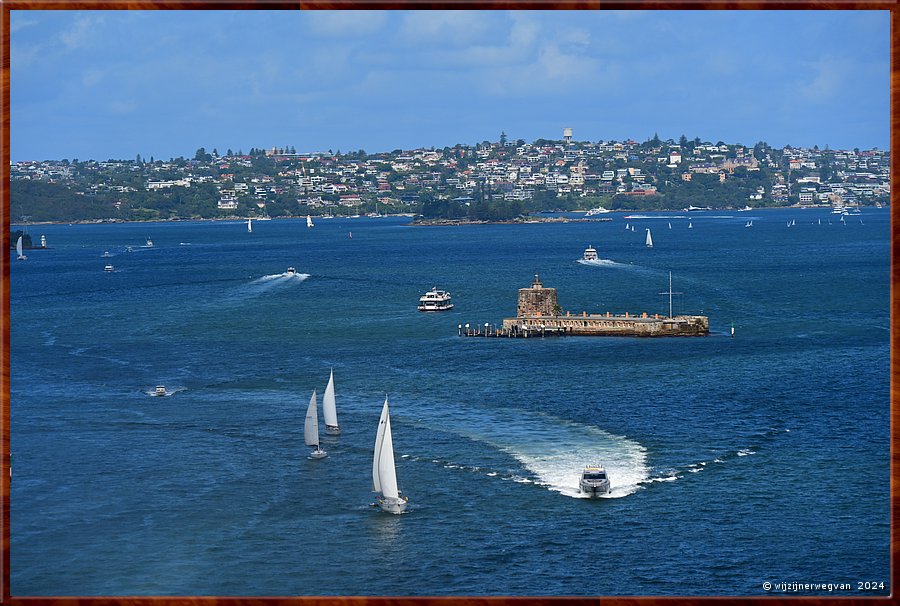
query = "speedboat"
xmin=286 ymin=267 xmax=296 ymax=275
xmin=102 ymin=251 xmax=112 ymax=258
xmin=104 ymin=264 xmax=114 ymax=272
xmin=579 ymin=464 xmax=611 ymax=497
xmin=145 ymin=238 xmax=154 ymax=247
xmin=583 ymin=245 xmax=598 ymax=261
xmin=153 ymin=385 xmax=167 ymax=396
xmin=418 ymin=287 xmax=453 ymax=312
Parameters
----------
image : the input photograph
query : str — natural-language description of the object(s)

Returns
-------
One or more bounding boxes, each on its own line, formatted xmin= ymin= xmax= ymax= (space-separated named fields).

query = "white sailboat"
xmin=668 ymin=222 xmax=672 ymax=229
xmin=247 ymin=218 xmax=252 ymax=233
xmin=322 ymin=369 xmax=340 ymax=435
xmin=745 ymin=220 xmax=753 ymax=228
xmin=645 ymin=228 xmax=653 ymax=248
xmin=304 ymin=390 xmax=327 ymax=460
xmin=688 ymin=221 xmax=693 ymax=229
xmin=15 ymin=236 xmax=26 ymax=260
xmin=307 ymin=214 xmax=314 ymax=228
xmin=625 ymin=223 xmax=630 ymax=230
xmin=372 ymin=396 xmax=407 ymax=514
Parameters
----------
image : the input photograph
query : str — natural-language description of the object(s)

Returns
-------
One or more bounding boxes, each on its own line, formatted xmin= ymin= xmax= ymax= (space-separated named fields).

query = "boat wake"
xmin=403 ymin=405 xmax=649 ymax=499
xmin=577 ymin=258 xmax=635 ymax=270
xmin=144 ymin=386 xmax=187 ymax=397
xmin=641 ymin=427 xmax=789 ymax=484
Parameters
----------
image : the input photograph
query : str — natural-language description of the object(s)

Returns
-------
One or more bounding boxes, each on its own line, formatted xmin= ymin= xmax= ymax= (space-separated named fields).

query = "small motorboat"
xmin=286 ymin=267 xmax=296 ymax=275
xmin=579 ymin=464 xmax=611 ymax=497
xmin=104 ymin=264 xmax=115 ymax=272
xmin=153 ymin=386 xmax=167 ymax=397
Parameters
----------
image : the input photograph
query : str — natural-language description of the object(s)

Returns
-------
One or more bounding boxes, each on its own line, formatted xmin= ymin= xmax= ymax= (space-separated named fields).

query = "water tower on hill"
xmin=563 ymin=127 xmax=573 ymax=145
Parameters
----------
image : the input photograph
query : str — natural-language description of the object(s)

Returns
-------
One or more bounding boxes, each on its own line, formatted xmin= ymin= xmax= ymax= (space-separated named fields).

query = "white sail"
xmin=645 ymin=229 xmax=653 ymax=248
xmin=372 ymin=398 xmax=389 ymax=492
xmin=247 ymin=218 xmax=252 ymax=233
xmin=322 ymin=369 xmax=339 ymax=432
xmin=16 ymin=236 xmax=24 ymax=259
xmin=307 ymin=214 xmax=314 ymax=228
xmin=304 ymin=390 xmax=320 ymax=447
xmin=374 ymin=398 xmax=400 ymax=500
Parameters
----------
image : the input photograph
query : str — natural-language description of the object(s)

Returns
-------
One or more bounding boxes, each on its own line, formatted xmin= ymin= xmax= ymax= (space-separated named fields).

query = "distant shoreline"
xmin=10 ymin=204 xmax=882 ymax=227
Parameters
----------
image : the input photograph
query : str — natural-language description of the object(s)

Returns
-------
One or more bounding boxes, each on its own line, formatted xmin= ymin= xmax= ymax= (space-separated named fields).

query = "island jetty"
xmin=461 ymin=274 xmax=708 ymax=338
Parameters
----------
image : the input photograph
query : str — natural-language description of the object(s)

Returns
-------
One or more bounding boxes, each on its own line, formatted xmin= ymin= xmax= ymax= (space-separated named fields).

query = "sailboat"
xmin=15 ymin=236 xmax=26 ymax=260
xmin=307 ymin=214 xmax=314 ymax=228
xmin=631 ymin=225 xmax=635 ymax=232
xmin=745 ymin=220 xmax=753 ymax=228
xmin=247 ymin=218 xmax=252 ymax=233
xmin=304 ymin=390 xmax=327 ymax=460
xmin=668 ymin=222 xmax=672 ymax=229
xmin=323 ymin=369 xmax=340 ymax=434
xmin=645 ymin=228 xmax=653 ymax=248
xmin=625 ymin=223 xmax=630 ymax=230
xmin=688 ymin=221 xmax=693 ymax=229
xmin=372 ymin=396 xmax=407 ymax=514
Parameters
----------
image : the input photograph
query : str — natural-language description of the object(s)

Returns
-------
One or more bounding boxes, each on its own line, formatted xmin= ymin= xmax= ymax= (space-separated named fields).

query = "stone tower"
xmin=517 ymin=274 xmax=559 ymax=317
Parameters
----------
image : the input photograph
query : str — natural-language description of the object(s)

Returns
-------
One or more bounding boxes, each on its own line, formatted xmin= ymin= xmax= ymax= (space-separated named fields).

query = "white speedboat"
xmin=583 ymin=245 xmax=598 ymax=261
xmin=738 ymin=206 xmax=753 ymax=212
xmin=145 ymin=238 xmax=154 ymax=247
xmin=373 ymin=396 xmax=408 ymax=513
xmin=104 ymin=264 xmax=115 ymax=272
xmin=579 ymin=464 xmax=611 ymax=497
xmin=418 ymin=287 xmax=453 ymax=312
xmin=153 ymin=385 xmax=167 ymax=397
xmin=286 ymin=267 xmax=297 ymax=275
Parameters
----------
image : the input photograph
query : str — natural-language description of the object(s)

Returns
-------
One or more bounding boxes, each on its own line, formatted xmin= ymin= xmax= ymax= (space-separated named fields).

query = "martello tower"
xmin=517 ymin=274 xmax=559 ymax=317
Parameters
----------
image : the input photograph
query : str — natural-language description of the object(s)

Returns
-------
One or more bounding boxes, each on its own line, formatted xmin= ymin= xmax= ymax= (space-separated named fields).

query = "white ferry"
xmin=418 ymin=287 xmax=453 ymax=312
xmin=579 ymin=464 xmax=611 ymax=497
xmin=583 ymin=245 xmax=598 ymax=261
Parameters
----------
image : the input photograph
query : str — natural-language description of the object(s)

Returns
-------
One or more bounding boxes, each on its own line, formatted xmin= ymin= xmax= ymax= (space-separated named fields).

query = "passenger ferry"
xmin=579 ymin=464 xmax=611 ymax=497
xmin=418 ymin=287 xmax=453 ymax=312
xmin=583 ymin=245 xmax=598 ymax=261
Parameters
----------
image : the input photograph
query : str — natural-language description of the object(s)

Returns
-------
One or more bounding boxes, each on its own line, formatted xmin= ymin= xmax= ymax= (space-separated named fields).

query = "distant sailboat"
xmin=323 ymin=369 xmax=340 ymax=435
xmin=373 ymin=396 xmax=407 ymax=514
xmin=645 ymin=228 xmax=653 ymax=248
xmin=791 ymin=219 xmax=796 ymax=227
xmin=631 ymin=225 xmax=635 ymax=232
xmin=731 ymin=321 xmax=735 ymax=337
xmin=625 ymin=223 xmax=630 ymax=230
xmin=305 ymin=390 xmax=327 ymax=460
xmin=688 ymin=221 xmax=693 ymax=229
xmin=745 ymin=220 xmax=753 ymax=228
xmin=307 ymin=215 xmax=314 ymax=228
xmin=146 ymin=237 xmax=154 ymax=247
xmin=349 ymin=231 xmax=352 ymax=239
xmin=668 ymin=222 xmax=672 ymax=229
xmin=247 ymin=218 xmax=252 ymax=233
xmin=16 ymin=236 xmax=26 ymax=260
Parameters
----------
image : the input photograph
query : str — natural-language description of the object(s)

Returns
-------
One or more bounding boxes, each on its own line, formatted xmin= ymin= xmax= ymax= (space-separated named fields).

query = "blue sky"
xmin=9 ymin=10 xmax=890 ymax=161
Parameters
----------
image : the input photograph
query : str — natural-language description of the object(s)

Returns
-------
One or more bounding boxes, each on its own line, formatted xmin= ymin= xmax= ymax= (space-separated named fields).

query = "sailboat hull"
xmin=325 ymin=425 xmax=341 ymax=435
xmin=377 ymin=495 xmax=408 ymax=514
xmin=308 ymin=449 xmax=328 ymax=460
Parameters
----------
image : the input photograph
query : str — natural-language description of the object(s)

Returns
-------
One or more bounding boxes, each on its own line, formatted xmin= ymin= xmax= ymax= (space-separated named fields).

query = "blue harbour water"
xmin=9 ymin=208 xmax=890 ymax=596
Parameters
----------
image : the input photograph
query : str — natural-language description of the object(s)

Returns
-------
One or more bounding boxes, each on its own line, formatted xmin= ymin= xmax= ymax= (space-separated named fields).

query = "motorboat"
xmin=286 ymin=267 xmax=297 ymax=275
xmin=104 ymin=264 xmax=115 ymax=272
xmin=584 ymin=206 xmax=610 ymax=216
xmin=145 ymin=238 xmax=154 ymax=247
xmin=579 ymin=464 xmax=611 ymax=497
xmin=102 ymin=251 xmax=112 ymax=258
xmin=153 ymin=385 xmax=167 ymax=397
xmin=418 ymin=287 xmax=453 ymax=312
xmin=583 ymin=245 xmax=598 ymax=261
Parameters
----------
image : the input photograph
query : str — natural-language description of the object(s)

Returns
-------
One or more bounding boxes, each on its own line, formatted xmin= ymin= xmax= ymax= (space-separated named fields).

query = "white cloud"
xmin=398 ymin=11 xmax=489 ymax=46
xmin=305 ymin=11 xmax=387 ymax=37
xmin=109 ymin=100 xmax=137 ymax=114
xmin=60 ymin=15 xmax=104 ymax=51
xmin=800 ymin=58 xmax=849 ymax=101
xmin=10 ymin=15 xmax=38 ymax=33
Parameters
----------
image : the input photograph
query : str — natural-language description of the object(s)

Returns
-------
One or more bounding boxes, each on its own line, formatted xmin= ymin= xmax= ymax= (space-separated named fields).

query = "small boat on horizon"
xmin=307 ymin=215 xmax=314 ymax=228
xmin=585 ymin=206 xmax=611 ymax=216
xmin=645 ymin=229 xmax=653 ymax=248
xmin=247 ymin=218 xmax=252 ymax=233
